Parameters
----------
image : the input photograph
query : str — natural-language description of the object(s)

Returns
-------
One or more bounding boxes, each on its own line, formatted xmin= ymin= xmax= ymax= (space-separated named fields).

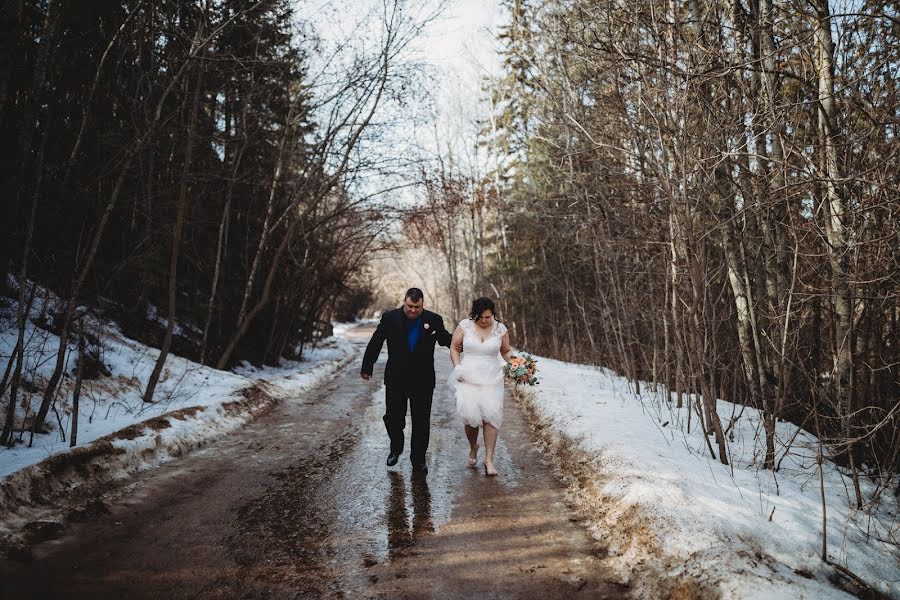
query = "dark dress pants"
xmin=384 ymin=383 xmax=433 ymax=465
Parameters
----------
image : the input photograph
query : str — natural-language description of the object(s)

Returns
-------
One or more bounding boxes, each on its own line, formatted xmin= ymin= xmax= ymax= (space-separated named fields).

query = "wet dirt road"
xmin=1 ymin=326 xmax=624 ymax=599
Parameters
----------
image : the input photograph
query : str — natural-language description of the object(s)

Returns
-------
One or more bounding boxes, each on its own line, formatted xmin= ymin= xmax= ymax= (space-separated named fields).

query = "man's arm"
xmin=435 ymin=315 xmax=453 ymax=348
xmin=361 ymin=314 xmax=389 ymax=379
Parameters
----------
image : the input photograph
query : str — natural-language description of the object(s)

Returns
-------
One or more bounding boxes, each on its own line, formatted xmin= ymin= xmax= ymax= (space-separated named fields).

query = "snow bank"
xmin=515 ymin=356 xmax=900 ymax=599
xmin=0 ymin=319 xmax=356 ymax=479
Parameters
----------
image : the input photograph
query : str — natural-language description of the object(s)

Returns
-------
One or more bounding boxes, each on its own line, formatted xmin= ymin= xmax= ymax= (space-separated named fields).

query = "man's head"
xmin=402 ymin=288 xmax=425 ymax=320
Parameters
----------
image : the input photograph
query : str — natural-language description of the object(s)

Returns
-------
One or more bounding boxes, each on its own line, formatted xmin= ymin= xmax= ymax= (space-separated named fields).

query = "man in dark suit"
xmin=361 ymin=288 xmax=453 ymax=473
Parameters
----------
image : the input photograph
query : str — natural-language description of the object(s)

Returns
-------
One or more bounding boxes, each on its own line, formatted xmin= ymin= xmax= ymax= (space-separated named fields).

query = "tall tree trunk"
xmin=756 ymin=0 xmax=789 ymax=309
xmin=8 ymin=0 xmax=60 ymax=438
xmin=200 ymin=99 xmax=247 ymax=364
xmin=8 ymin=103 xmax=54 ymax=443
xmin=69 ymin=319 xmax=85 ymax=447
xmin=677 ymin=201 xmax=729 ymax=464
xmin=235 ymin=104 xmax=294 ymax=326
xmin=814 ymin=0 xmax=851 ymax=386
xmin=200 ymin=177 xmax=233 ymax=364
xmin=721 ymin=204 xmax=773 ymax=466
xmin=814 ymin=0 xmax=860 ymax=506
xmin=143 ymin=58 xmax=204 ymax=403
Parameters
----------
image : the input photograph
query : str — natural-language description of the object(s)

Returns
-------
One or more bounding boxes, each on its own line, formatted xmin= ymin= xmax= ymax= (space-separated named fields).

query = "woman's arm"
xmin=500 ymin=332 xmax=512 ymax=364
xmin=450 ymin=326 xmax=464 ymax=367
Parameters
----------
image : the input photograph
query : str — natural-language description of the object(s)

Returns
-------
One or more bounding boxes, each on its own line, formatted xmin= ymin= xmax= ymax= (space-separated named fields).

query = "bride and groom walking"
xmin=360 ymin=288 xmax=511 ymax=476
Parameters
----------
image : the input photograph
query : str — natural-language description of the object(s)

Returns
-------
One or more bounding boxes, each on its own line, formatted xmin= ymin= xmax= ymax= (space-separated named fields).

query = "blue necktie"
xmin=408 ymin=318 xmax=422 ymax=352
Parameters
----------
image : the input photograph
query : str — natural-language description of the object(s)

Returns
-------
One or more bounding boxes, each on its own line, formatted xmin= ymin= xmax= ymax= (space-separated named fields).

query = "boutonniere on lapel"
xmin=424 ymin=323 xmax=434 ymax=334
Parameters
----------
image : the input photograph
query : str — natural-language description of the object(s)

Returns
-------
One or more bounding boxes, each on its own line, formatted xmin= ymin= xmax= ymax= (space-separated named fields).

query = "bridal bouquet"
xmin=504 ymin=353 xmax=539 ymax=386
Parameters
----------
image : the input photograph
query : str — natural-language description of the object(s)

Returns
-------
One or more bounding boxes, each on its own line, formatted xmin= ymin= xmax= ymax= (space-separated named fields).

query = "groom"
xmin=361 ymin=288 xmax=453 ymax=473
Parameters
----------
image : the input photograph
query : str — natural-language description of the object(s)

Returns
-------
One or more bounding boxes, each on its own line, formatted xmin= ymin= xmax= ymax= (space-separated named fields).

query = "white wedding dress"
xmin=449 ymin=319 xmax=507 ymax=428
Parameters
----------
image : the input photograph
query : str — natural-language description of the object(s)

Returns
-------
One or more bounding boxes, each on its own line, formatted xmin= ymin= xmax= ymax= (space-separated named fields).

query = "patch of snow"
xmin=332 ymin=319 xmax=376 ymax=336
xmin=232 ymin=336 xmax=357 ymax=394
xmin=517 ymin=355 xmax=900 ymax=599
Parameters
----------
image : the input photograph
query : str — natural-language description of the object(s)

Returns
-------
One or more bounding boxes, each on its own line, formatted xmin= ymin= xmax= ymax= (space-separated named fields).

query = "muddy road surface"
xmin=1 ymin=325 xmax=624 ymax=599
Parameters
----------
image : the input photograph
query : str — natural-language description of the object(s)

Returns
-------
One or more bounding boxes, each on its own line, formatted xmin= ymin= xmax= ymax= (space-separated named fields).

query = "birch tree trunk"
xmin=814 ymin=0 xmax=862 ymax=507
xmin=814 ymin=0 xmax=851 ymax=386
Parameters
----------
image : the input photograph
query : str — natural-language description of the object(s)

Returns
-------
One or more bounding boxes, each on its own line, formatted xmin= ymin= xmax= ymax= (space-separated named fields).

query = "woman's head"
xmin=469 ymin=297 xmax=497 ymax=325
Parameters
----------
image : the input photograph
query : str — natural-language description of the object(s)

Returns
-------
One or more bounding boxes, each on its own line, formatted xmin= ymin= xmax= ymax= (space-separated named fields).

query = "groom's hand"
xmin=361 ymin=373 xmax=371 ymax=380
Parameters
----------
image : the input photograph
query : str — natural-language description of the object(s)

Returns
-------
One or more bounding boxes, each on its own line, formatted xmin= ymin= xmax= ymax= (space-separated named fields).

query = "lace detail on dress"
xmin=459 ymin=319 xmax=507 ymax=342
xmin=458 ymin=319 xmax=472 ymax=334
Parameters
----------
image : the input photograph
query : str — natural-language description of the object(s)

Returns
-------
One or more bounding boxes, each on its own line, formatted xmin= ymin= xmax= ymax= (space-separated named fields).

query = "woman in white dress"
xmin=449 ymin=297 xmax=511 ymax=476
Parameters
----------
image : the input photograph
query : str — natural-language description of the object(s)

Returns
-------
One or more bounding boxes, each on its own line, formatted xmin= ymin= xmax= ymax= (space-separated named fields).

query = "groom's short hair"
xmin=405 ymin=288 xmax=424 ymax=302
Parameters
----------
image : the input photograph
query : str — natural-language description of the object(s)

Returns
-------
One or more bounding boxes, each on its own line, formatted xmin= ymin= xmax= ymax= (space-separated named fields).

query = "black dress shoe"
xmin=386 ymin=453 xmax=400 ymax=467
xmin=412 ymin=463 xmax=428 ymax=474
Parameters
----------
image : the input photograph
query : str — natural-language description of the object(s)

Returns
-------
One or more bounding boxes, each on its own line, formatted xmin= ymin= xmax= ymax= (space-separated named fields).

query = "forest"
xmin=501 ymin=0 xmax=900 ymax=500
xmin=414 ymin=0 xmax=899 ymax=506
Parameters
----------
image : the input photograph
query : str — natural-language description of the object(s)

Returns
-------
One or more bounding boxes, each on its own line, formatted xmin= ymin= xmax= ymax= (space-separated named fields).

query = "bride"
xmin=449 ymin=297 xmax=511 ymax=476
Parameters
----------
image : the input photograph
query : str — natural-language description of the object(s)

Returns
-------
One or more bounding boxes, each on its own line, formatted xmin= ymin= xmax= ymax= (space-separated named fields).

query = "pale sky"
xmin=418 ymin=0 xmax=504 ymax=99
xmin=299 ymin=0 xmax=504 ymax=98
xmin=296 ymin=0 xmax=505 ymax=176
xmin=418 ymin=0 xmax=505 ymax=168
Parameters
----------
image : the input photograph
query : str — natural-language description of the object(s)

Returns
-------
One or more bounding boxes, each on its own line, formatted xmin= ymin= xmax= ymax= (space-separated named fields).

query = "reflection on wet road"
xmin=0 ymin=325 xmax=623 ymax=598
xmin=386 ymin=471 xmax=433 ymax=558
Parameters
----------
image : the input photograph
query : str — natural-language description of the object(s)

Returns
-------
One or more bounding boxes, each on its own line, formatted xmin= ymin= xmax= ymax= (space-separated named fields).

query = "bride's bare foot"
xmin=484 ymin=462 xmax=497 ymax=476
xmin=468 ymin=443 xmax=480 ymax=467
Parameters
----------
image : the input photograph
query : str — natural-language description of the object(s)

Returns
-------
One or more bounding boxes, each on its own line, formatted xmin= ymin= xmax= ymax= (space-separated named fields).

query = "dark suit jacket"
xmin=361 ymin=308 xmax=453 ymax=389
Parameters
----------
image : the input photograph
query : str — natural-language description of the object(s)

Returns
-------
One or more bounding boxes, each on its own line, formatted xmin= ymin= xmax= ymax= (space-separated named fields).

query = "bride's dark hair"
xmin=469 ymin=297 xmax=499 ymax=321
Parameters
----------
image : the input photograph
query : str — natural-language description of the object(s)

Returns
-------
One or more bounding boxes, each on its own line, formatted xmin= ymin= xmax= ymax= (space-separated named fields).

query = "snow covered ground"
xmin=515 ymin=356 xmax=900 ymax=599
xmin=0 ymin=288 xmax=357 ymax=532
